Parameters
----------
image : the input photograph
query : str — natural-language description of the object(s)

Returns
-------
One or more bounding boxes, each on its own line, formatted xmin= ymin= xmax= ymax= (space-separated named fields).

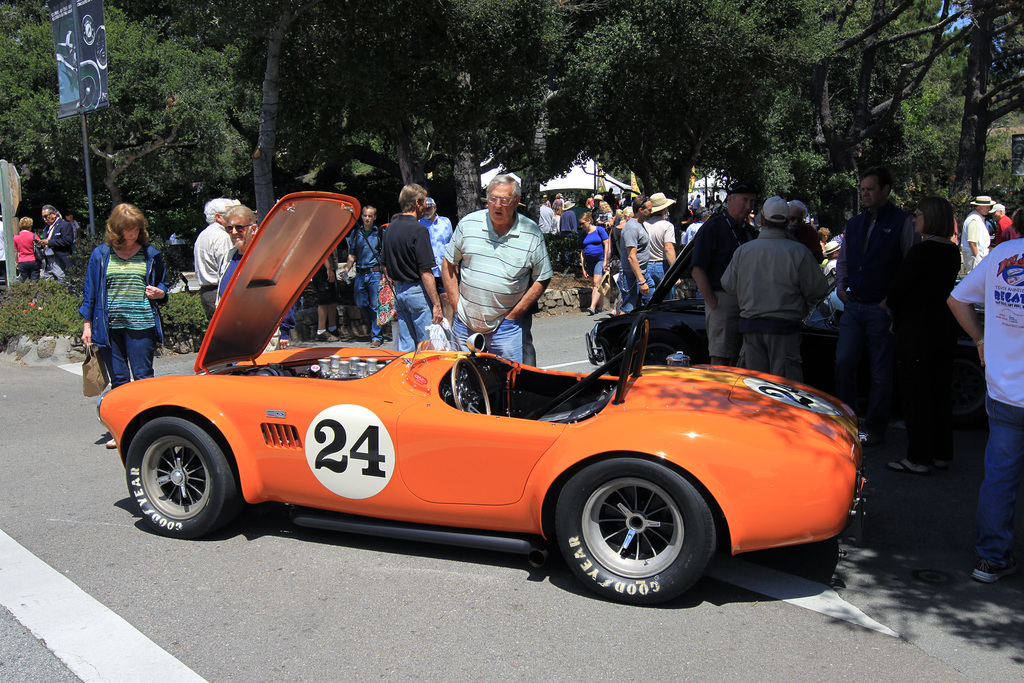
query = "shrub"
xmin=544 ymin=232 xmax=584 ymax=276
xmin=160 ymin=292 xmax=208 ymax=351
xmin=0 ymin=280 xmax=83 ymax=347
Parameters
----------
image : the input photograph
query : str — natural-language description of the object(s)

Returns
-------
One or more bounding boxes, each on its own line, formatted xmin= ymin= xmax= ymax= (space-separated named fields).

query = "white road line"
xmin=0 ymin=529 xmax=207 ymax=683
xmin=58 ymin=363 xmax=82 ymax=376
xmin=541 ymin=360 xmax=594 ymax=369
xmin=707 ymin=554 xmax=899 ymax=637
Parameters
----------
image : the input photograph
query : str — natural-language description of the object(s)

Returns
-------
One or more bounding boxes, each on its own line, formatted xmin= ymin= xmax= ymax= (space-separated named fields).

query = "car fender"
xmin=100 ymin=377 xmax=268 ymax=503
xmin=529 ymin=407 xmax=857 ymax=553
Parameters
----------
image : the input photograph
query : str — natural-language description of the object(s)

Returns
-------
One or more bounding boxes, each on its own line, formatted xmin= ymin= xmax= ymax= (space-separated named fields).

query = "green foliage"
xmin=554 ymin=0 xmax=821 ymax=205
xmin=160 ymin=292 xmax=208 ymax=349
xmin=544 ymin=232 xmax=583 ymax=276
xmin=0 ymin=280 xmax=83 ymax=346
xmin=0 ymin=0 xmax=1013 ymax=238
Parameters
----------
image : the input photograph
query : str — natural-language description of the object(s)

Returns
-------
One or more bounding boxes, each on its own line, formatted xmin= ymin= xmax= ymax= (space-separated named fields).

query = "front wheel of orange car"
xmin=125 ymin=417 xmax=242 ymax=539
xmin=555 ymin=458 xmax=716 ymax=605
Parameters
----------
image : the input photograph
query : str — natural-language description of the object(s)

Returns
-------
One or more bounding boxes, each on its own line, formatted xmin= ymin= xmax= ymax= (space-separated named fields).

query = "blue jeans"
xmin=452 ymin=316 xmax=523 ymax=363
xmin=353 ymin=271 xmax=382 ymax=341
xmin=620 ymin=267 xmax=655 ymax=313
xmin=648 ymin=260 xmax=665 ymax=286
xmin=648 ymin=260 xmax=675 ymax=301
xmin=834 ymin=300 xmax=895 ymax=434
xmin=975 ymin=396 xmax=1024 ymax=564
xmin=393 ymin=280 xmax=433 ymax=352
xmin=101 ymin=328 xmax=158 ymax=388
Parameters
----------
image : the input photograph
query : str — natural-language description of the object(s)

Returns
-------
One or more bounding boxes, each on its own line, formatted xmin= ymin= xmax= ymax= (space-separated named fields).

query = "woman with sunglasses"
xmin=884 ymin=196 xmax=962 ymax=475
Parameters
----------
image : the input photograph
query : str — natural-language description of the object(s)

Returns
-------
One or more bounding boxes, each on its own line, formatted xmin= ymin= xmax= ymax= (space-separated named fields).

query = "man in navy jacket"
xmin=39 ymin=204 xmax=75 ymax=281
xmin=834 ymin=166 xmax=914 ymax=446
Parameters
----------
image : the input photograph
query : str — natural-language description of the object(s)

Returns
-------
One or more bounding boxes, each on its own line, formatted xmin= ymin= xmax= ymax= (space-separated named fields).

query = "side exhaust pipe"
xmin=291 ymin=507 xmax=548 ymax=566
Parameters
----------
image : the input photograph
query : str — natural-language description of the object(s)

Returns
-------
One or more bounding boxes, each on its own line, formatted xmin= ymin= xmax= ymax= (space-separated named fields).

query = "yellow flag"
xmin=630 ymin=172 xmax=640 ymax=195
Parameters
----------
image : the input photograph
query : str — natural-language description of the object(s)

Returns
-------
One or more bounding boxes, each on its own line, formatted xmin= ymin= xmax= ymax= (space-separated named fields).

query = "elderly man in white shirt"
xmin=194 ymin=197 xmax=239 ymax=318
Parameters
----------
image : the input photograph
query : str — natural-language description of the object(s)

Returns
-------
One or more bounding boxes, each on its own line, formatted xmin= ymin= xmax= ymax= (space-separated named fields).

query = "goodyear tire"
xmin=556 ymin=458 xmax=716 ymax=605
xmin=125 ymin=417 xmax=241 ymax=539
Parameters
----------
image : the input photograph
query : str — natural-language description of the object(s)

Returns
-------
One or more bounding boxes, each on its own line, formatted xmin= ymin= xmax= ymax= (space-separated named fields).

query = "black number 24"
xmin=313 ymin=419 xmax=386 ymax=477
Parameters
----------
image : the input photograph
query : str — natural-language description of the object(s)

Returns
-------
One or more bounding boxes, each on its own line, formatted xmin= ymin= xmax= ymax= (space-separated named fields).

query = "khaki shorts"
xmin=706 ymin=290 xmax=741 ymax=358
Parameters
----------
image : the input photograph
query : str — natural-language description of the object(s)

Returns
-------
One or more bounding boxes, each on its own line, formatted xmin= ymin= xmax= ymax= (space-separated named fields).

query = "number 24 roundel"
xmin=304 ymin=405 xmax=395 ymax=499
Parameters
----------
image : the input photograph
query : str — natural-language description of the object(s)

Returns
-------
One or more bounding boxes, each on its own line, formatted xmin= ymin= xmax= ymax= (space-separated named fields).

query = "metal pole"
xmin=80 ymin=113 xmax=97 ymax=237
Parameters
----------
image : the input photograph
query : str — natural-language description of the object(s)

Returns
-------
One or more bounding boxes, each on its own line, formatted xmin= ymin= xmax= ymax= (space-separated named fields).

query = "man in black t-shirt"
xmin=381 ymin=184 xmax=443 ymax=352
xmin=690 ymin=181 xmax=758 ymax=366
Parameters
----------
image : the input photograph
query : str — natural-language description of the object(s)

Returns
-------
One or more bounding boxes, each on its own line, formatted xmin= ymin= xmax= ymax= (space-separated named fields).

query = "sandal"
xmin=105 ymin=438 xmax=117 ymax=449
xmin=886 ymin=458 xmax=930 ymax=475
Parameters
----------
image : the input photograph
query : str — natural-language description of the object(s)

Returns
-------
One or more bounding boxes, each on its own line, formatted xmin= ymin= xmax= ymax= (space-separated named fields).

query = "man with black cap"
xmin=690 ymin=180 xmax=758 ymax=365
xmin=834 ymin=165 xmax=914 ymax=446
xmin=722 ymin=197 xmax=829 ymax=381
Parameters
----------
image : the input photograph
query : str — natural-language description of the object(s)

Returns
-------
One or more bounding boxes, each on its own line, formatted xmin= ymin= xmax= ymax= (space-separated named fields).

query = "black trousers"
xmin=896 ymin=335 xmax=955 ymax=466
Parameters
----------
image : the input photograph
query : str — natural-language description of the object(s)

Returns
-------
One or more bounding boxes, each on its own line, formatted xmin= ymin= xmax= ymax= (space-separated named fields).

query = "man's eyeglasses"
xmin=226 ymin=223 xmax=253 ymax=232
xmin=486 ymin=196 xmax=515 ymax=207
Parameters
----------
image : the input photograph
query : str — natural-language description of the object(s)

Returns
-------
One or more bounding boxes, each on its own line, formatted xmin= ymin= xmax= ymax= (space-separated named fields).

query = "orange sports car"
xmin=99 ymin=192 xmax=864 ymax=605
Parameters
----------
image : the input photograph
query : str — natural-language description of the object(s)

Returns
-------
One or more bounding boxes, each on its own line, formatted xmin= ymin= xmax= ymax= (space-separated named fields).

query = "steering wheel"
xmin=451 ymin=357 xmax=491 ymax=415
xmin=612 ymin=314 xmax=649 ymax=405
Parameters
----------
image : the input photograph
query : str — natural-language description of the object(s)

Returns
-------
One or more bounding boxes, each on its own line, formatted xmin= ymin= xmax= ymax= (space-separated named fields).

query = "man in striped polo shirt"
xmin=442 ymin=174 xmax=552 ymax=362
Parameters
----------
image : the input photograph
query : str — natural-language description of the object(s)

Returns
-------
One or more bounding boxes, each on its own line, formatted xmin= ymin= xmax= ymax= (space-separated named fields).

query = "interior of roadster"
xmin=437 ymin=314 xmax=650 ymax=424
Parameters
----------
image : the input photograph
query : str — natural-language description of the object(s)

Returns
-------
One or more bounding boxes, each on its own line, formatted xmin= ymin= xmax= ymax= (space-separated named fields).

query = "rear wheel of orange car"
xmin=125 ymin=417 xmax=242 ymax=539
xmin=556 ymin=458 xmax=716 ymax=605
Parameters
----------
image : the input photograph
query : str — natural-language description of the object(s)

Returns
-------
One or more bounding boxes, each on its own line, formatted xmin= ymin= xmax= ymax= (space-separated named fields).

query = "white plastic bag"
xmin=426 ymin=318 xmax=453 ymax=351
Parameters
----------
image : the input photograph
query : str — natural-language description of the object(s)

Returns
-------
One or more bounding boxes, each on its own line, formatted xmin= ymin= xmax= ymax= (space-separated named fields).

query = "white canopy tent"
xmin=480 ymin=158 xmax=630 ymax=194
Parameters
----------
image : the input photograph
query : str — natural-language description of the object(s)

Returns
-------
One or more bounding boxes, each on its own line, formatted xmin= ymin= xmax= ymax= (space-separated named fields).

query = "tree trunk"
xmin=452 ymin=71 xmax=480 ymax=221
xmin=101 ymin=149 xmax=122 ymax=208
xmin=253 ymin=2 xmax=322 ymax=218
xmin=453 ymin=134 xmax=480 ymax=222
xmin=952 ymin=12 xmax=994 ymax=198
xmin=253 ymin=12 xmax=291 ymax=219
xmin=522 ymin=83 xmax=555 ymax=224
xmin=394 ymin=121 xmax=425 ymax=186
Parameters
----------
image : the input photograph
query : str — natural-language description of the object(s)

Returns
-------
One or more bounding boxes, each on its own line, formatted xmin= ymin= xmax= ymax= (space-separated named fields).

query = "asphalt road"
xmin=1 ymin=310 xmax=1021 ymax=681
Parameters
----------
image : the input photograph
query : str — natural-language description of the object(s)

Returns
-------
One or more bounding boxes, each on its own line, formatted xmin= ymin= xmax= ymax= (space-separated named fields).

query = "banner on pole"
xmin=48 ymin=0 xmax=108 ymax=119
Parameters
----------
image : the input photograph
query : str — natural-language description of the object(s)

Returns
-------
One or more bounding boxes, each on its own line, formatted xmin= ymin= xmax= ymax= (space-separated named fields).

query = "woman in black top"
xmin=885 ymin=196 xmax=962 ymax=475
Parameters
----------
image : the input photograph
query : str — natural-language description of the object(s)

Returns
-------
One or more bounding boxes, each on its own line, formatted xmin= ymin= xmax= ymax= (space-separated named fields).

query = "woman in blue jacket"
xmin=79 ymin=204 xmax=168 ymax=445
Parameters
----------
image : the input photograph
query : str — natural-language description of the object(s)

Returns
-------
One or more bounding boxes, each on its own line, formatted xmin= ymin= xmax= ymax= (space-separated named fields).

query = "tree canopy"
xmin=1 ymin=0 xmax=1021 ymax=239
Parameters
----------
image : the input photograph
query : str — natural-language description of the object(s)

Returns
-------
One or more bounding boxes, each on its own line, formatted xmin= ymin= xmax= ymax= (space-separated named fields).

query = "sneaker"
xmin=315 ymin=331 xmax=339 ymax=342
xmin=370 ymin=339 xmax=383 ymax=348
xmin=972 ymin=557 xmax=1017 ymax=583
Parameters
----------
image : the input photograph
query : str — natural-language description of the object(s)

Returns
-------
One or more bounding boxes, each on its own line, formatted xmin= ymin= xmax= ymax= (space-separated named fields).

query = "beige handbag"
xmin=82 ymin=344 xmax=109 ymax=397
xmin=598 ymin=271 xmax=618 ymax=299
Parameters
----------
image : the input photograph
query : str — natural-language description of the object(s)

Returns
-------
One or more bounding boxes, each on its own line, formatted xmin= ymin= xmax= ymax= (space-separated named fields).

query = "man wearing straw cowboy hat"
xmin=644 ymin=192 xmax=678 ymax=289
xmin=962 ymin=195 xmax=995 ymax=274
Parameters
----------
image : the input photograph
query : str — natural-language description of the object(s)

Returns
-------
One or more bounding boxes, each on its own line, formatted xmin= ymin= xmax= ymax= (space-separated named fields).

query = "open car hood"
xmin=195 ymin=192 xmax=361 ymax=373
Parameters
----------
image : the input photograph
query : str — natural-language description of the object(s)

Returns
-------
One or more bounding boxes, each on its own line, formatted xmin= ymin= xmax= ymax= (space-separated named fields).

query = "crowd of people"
xmin=3 ymin=206 xmax=81 ymax=283
xmin=12 ymin=162 xmax=1021 ymax=585
xmin=545 ymin=168 xmax=1023 ymax=585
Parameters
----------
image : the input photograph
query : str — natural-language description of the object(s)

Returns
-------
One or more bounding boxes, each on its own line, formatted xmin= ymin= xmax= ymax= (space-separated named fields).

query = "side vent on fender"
xmin=261 ymin=423 xmax=302 ymax=449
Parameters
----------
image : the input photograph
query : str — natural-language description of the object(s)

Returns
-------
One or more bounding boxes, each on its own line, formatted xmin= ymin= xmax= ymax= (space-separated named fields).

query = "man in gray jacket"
xmin=722 ymin=196 xmax=829 ymax=381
